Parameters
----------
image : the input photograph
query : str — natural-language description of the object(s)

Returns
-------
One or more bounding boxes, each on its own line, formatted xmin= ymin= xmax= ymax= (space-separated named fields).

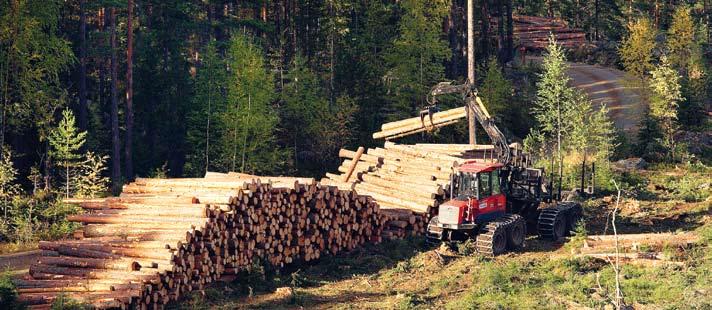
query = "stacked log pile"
xmin=491 ymin=15 xmax=587 ymax=49
xmin=321 ymin=142 xmax=482 ymax=239
xmin=16 ymin=175 xmax=385 ymax=309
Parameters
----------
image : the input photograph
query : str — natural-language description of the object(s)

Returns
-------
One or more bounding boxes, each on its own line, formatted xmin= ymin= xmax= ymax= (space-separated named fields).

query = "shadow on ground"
xmin=168 ymin=237 xmax=428 ymax=309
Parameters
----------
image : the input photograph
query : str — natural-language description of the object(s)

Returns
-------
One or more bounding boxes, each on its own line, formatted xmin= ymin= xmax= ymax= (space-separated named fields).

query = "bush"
xmin=50 ymin=294 xmax=90 ymax=310
xmin=0 ymin=272 xmax=19 ymax=310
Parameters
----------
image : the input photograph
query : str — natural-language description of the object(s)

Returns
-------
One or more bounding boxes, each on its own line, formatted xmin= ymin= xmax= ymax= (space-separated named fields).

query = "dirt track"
xmin=567 ymin=62 xmax=644 ymax=136
xmin=529 ymin=57 xmax=644 ymax=138
xmin=0 ymin=249 xmax=39 ymax=273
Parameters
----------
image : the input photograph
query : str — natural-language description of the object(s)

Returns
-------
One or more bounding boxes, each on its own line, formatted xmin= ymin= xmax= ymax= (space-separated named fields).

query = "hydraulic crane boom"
xmin=428 ymin=82 xmax=511 ymax=165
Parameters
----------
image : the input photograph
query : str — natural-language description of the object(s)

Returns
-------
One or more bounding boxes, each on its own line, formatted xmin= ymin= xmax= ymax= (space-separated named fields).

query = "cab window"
xmin=492 ymin=170 xmax=501 ymax=195
xmin=456 ymin=172 xmax=478 ymax=200
xmin=479 ymin=172 xmax=492 ymax=198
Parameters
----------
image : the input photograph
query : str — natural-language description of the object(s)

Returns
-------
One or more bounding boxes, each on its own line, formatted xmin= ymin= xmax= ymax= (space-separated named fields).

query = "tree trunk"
xmin=497 ymin=1 xmax=505 ymax=62
xmin=98 ymin=8 xmax=106 ymax=143
xmin=79 ymin=0 xmax=88 ymax=132
xmin=706 ymin=0 xmax=711 ymax=44
xmin=125 ymin=0 xmax=134 ymax=181
xmin=467 ymin=0 xmax=476 ymax=145
xmin=505 ymin=0 xmax=513 ymax=62
xmin=328 ymin=0 xmax=335 ymax=107
xmin=594 ymin=0 xmax=600 ymax=40
xmin=110 ymin=8 xmax=122 ymax=193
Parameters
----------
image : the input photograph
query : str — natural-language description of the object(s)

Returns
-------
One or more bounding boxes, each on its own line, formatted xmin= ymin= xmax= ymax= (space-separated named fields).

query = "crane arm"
xmin=428 ymin=82 xmax=511 ymax=165
xmin=466 ymin=93 xmax=511 ymax=165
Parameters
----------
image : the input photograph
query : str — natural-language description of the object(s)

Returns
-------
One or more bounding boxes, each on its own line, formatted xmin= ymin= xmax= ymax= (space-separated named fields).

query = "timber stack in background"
xmin=15 ymin=173 xmax=386 ymax=309
xmin=491 ymin=14 xmax=588 ymax=50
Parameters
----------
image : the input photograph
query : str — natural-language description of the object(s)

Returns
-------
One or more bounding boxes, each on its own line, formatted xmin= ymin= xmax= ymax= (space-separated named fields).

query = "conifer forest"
xmin=0 ymin=0 xmax=710 ymax=309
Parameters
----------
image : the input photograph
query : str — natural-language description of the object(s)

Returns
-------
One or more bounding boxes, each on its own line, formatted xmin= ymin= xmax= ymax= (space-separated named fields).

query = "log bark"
xmin=342 ymin=147 xmax=365 ymax=182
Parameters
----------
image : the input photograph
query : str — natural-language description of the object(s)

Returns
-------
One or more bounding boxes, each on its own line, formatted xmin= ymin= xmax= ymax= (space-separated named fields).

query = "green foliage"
xmin=648 ymin=56 xmax=684 ymax=161
xmin=666 ymin=6 xmax=696 ymax=72
xmin=383 ymin=0 xmax=451 ymax=121
xmin=280 ymin=56 xmax=358 ymax=176
xmin=0 ymin=271 xmax=18 ymax=310
xmin=479 ymin=59 xmax=515 ymax=130
xmin=50 ymin=293 xmax=90 ymax=310
xmin=280 ymin=56 xmax=330 ymax=173
xmin=0 ymin=149 xmax=22 ymax=232
xmin=527 ymin=37 xmax=615 ymax=190
xmin=132 ymin=0 xmax=196 ymax=177
xmin=635 ymin=113 xmax=665 ymax=162
xmin=185 ymin=41 xmax=228 ymax=177
xmin=678 ymin=59 xmax=709 ymax=131
xmin=531 ymin=36 xmax=575 ymax=139
xmin=48 ymin=109 xmax=87 ymax=198
xmin=456 ymin=239 xmax=478 ymax=256
xmin=566 ymin=220 xmax=588 ymax=251
xmin=619 ymin=17 xmax=657 ymax=81
xmin=0 ymin=0 xmax=74 ymax=143
xmin=75 ymin=152 xmax=109 ymax=198
xmin=216 ymin=34 xmax=286 ymax=175
xmin=648 ymin=167 xmax=712 ymax=202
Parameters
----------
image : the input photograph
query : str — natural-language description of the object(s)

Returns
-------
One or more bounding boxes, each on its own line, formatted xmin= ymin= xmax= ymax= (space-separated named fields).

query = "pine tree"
xmin=219 ymin=34 xmax=285 ymax=175
xmin=666 ymin=6 xmax=696 ymax=72
xmin=649 ymin=55 xmax=684 ymax=161
xmin=619 ymin=17 xmax=657 ymax=81
xmin=48 ymin=109 xmax=87 ymax=198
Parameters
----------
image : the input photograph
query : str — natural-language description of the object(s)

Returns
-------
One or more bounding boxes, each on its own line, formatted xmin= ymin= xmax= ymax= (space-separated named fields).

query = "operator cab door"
xmin=476 ymin=169 xmax=506 ymax=222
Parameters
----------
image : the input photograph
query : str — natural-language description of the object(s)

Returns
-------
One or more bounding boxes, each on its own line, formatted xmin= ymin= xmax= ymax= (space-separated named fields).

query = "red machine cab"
xmin=438 ymin=161 xmax=506 ymax=229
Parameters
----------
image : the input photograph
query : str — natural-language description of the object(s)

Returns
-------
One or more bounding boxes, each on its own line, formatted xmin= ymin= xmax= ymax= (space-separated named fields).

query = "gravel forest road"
xmin=529 ymin=56 xmax=644 ymax=139
xmin=567 ymin=62 xmax=644 ymax=137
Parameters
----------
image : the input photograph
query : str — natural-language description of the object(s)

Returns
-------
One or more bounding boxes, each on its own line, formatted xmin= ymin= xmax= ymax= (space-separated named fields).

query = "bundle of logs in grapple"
xmin=15 ymin=174 xmax=386 ymax=309
xmin=320 ymin=142 xmax=500 ymax=239
xmin=491 ymin=14 xmax=587 ymax=49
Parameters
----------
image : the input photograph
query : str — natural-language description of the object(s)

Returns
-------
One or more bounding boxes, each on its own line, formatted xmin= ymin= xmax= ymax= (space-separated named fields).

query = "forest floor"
xmin=528 ymin=56 xmax=644 ymax=139
xmin=174 ymin=164 xmax=711 ymax=310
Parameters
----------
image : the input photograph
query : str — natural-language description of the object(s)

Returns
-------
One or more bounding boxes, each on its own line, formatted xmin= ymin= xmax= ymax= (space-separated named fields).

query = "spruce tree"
xmin=219 ymin=34 xmax=284 ymax=175
xmin=280 ymin=56 xmax=329 ymax=174
xmin=619 ymin=17 xmax=657 ymax=81
xmin=480 ymin=58 xmax=514 ymax=125
xmin=186 ymin=42 xmax=228 ymax=176
xmin=384 ymin=0 xmax=451 ymax=121
xmin=649 ymin=55 xmax=684 ymax=161
xmin=531 ymin=36 xmax=576 ymax=184
xmin=48 ymin=109 xmax=87 ymax=198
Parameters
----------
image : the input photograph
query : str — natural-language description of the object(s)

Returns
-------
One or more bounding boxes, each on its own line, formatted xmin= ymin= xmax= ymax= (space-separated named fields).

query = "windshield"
xmin=456 ymin=172 xmax=478 ymax=199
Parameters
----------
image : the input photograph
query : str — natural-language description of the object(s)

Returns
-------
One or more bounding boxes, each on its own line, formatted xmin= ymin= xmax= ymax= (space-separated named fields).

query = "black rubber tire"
xmin=538 ymin=208 xmax=568 ymax=241
xmin=553 ymin=214 xmax=567 ymax=239
xmin=491 ymin=229 xmax=507 ymax=255
xmin=476 ymin=221 xmax=508 ymax=256
xmin=507 ymin=215 xmax=526 ymax=250
xmin=565 ymin=204 xmax=583 ymax=234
